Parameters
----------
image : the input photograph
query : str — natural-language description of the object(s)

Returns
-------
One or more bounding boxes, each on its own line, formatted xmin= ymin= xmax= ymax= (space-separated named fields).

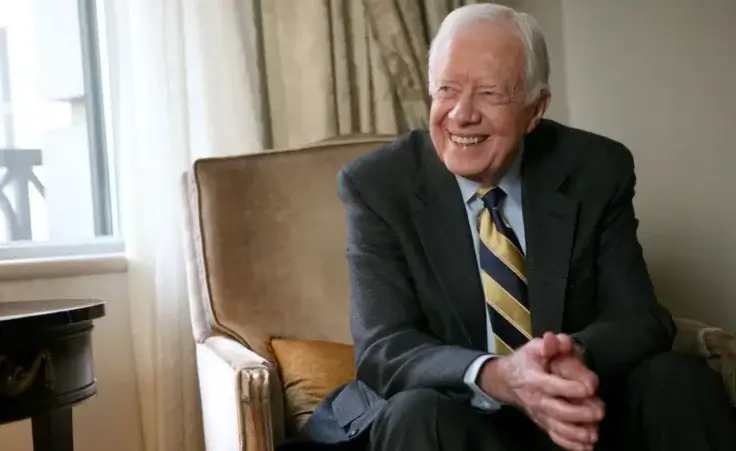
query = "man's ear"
xmin=525 ymin=89 xmax=551 ymax=134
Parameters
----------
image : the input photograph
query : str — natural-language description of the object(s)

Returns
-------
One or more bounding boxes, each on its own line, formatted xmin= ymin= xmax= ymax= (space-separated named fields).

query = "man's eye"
xmin=480 ymin=91 xmax=511 ymax=104
xmin=434 ymin=86 xmax=456 ymax=98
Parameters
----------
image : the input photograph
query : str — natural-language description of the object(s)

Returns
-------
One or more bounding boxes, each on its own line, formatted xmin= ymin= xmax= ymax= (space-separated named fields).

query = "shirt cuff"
xmin=463 ymin=354 xmax=503 ymax=412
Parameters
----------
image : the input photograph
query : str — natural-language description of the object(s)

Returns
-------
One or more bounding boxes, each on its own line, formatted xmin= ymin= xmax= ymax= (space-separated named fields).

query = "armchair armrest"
xmin=674 ymin=317 xmax=736 ymax=407
xmin=196 ymin=336 xmax=285 ymax=451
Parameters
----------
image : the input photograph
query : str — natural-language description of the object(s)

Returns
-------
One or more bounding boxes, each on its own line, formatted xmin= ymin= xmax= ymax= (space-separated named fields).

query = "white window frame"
xmin=0 ymin=0 xmax=123 ymax=265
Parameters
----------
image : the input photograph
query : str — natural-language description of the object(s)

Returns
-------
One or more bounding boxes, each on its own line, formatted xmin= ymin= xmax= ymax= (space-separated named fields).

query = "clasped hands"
xmin=479 ymin=333 xmax=604 ymax=451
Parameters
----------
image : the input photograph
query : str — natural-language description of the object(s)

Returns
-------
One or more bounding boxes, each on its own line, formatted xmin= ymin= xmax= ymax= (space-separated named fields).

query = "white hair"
xmin=428 ymin=3 xmax=550 ymax=104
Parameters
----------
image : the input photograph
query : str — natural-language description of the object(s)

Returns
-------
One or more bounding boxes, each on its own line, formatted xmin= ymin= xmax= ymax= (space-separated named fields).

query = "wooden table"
xmin=0 ymin=299 xmax=105 ymax=451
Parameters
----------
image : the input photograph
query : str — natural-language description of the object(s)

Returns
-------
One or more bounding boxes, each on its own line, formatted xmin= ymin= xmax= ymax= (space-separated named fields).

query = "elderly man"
xmin=288 ymin=3 xmax=736 ymax=451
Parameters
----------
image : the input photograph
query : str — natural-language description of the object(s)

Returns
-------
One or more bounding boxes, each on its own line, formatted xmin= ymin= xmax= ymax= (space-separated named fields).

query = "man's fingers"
xmin=526 ymin=408 xmax=595 ymax=451
xmin=548 ymin=430 xmax=594 ymax=451
xmin=539 ymin=395 xmax=605 ymax=423
xmin=557 ymin=333 xmax=575 ymax=355
xmin=579 ymin=396 xmax=606 ymax=416
xmin=546 ymin=416 xmax=598 ymax=447
xmin=541 ymin=332 xmax=560 ymax=358
xmin=529 ymin=372 xmax=594 ymax=398
xmin=550 ymin=357 xmax=599 ymax=393
xmin=536 ymin=332 xmax=576 ymax=359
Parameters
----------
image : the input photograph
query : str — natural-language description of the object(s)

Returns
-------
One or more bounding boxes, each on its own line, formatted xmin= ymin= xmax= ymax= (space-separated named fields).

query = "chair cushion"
xmin=270 ymin=338 xmax=355 ymax=434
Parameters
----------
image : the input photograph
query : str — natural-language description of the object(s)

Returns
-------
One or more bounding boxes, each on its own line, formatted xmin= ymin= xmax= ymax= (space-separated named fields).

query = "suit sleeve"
xmin=338 ymin=168 xmax=487 ymax=400
xmin=572 ymin=145 xmax=675 ymax=379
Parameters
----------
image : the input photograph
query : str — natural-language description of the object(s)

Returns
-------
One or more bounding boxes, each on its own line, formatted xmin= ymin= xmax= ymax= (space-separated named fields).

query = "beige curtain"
xmin=236 ymin=0 xmax=478 ymax=150
xmin=240 ymin=0 xmax=400 ymax=149
xmin=105 ymin=0 xmax=264 ymax=450
xmin=363 ymin=0 xmax=478 ymax=130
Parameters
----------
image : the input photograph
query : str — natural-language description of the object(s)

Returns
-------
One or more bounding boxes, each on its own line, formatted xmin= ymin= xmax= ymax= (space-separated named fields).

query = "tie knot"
xmin=477 ymin=187 xmax=506 ymax=210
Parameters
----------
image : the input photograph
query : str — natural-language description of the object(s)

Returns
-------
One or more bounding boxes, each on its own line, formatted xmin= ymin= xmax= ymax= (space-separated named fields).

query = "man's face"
xmin=429 ymin=24 xmax=548 ymax=184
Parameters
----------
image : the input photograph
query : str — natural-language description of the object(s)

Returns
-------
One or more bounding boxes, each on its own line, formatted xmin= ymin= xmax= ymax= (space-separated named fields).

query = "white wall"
xmin=502 ymin=0 xmax=570 ymax=124
xmin=0 ymin=273 xmax=144 ymax=451
xmin=560 ymin=0 xmax=736 ymax=331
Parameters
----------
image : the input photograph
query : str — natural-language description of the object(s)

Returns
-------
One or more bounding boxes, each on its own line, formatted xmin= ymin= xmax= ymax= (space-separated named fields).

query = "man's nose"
xmin=448 ymin=94 xmax=481 ymax=125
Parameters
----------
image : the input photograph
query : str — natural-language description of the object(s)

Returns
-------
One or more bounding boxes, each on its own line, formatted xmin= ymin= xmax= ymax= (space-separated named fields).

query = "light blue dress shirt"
xmin=456 ymin=149 xmax=526 ymax=412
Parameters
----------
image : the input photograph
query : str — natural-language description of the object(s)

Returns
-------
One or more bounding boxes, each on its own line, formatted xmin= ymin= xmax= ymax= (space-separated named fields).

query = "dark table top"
xmin=0 ymin=299 xmax=105 ymax=335
xmin=1 ymin=299 xmax=106 ymax=428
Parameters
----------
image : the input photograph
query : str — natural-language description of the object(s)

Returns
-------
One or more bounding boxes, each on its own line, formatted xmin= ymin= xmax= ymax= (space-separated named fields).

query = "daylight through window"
xmin=0 ymin=0 xmax=116 ymax=259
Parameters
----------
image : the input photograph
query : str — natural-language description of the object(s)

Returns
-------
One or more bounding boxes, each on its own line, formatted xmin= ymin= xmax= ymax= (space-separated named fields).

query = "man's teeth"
xmin=450 ymin=135 xmax=488 ymax=146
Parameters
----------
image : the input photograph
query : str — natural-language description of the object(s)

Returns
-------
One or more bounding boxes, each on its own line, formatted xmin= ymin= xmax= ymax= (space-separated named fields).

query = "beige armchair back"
xmin=182 ymin=135 xmax=395 ymax=451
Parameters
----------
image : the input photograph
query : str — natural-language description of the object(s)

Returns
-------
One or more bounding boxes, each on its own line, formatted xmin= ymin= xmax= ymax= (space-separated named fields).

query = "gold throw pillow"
xmin=270 ymin=338 xmax=355 ymax=435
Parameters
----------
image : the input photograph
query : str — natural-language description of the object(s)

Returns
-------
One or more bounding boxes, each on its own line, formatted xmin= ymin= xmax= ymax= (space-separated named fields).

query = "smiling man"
xmin=287 ymin=4 xmax=736 ymax=451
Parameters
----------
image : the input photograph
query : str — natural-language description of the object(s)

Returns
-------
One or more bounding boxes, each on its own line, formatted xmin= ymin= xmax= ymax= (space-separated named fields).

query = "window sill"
xmin=0 ymin=253 xmax=128 ymax=281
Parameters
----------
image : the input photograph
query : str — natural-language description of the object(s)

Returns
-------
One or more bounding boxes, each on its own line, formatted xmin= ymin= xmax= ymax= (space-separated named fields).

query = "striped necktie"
xmin=477 ymin=187 xmax=531 ymax=355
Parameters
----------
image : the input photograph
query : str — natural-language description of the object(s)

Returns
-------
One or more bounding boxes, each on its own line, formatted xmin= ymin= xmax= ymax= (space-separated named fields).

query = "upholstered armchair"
xmin=181 ymin=134 xmax=736 ymax=451
xmin=181 ymin=135 xmax=395 ymax=451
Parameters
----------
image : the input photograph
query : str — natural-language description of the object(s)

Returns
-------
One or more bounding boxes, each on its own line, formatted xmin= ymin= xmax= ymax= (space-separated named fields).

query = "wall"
xmin=502 ymin=0 xmax=569 ymax=124
xmin=560 ymin=0 xmax=736 ymax=331
xmin=0 ymin=273 xmax=144 ymax=451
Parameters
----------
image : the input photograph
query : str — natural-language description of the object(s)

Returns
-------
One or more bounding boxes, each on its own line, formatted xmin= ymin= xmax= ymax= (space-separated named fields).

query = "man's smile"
xmin=450 ymin=133 xmax=490 ymax=147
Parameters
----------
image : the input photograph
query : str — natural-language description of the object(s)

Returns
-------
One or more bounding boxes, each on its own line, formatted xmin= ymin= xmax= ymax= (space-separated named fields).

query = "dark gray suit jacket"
xmin=291 ymin=119 xmax=675 ymax=447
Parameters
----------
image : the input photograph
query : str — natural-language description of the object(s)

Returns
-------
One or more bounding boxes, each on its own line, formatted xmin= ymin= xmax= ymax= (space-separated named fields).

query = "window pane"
xmin=0 ymin=0 xmax=113 ymax=248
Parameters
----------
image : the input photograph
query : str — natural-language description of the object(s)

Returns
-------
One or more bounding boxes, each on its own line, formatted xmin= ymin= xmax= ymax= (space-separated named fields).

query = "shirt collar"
xmin=455 ymin=143 xmax=524 ymax=204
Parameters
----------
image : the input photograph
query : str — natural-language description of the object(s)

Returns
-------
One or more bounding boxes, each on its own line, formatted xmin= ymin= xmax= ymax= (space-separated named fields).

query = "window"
xmin=0 ymin=0 xmax=118 ymax=260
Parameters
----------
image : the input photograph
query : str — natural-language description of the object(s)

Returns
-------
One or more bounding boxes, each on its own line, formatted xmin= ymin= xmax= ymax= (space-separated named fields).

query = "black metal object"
xmin=32 ymin=408 xmax=74 ymax=451
xmin=0 ymin=299 xmax=105 ymax=451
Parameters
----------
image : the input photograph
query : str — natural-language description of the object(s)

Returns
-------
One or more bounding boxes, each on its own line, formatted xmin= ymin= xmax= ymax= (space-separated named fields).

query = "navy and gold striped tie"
xmin=477 ymin=187 xmax=531 ymax=355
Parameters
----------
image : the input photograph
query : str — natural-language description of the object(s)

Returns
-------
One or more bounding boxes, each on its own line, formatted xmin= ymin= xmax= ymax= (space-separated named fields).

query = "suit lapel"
xmin=522 ymin=122 xmax=579 ymax=335
xmin=410 ymin=133 xmax=487 ymax=350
